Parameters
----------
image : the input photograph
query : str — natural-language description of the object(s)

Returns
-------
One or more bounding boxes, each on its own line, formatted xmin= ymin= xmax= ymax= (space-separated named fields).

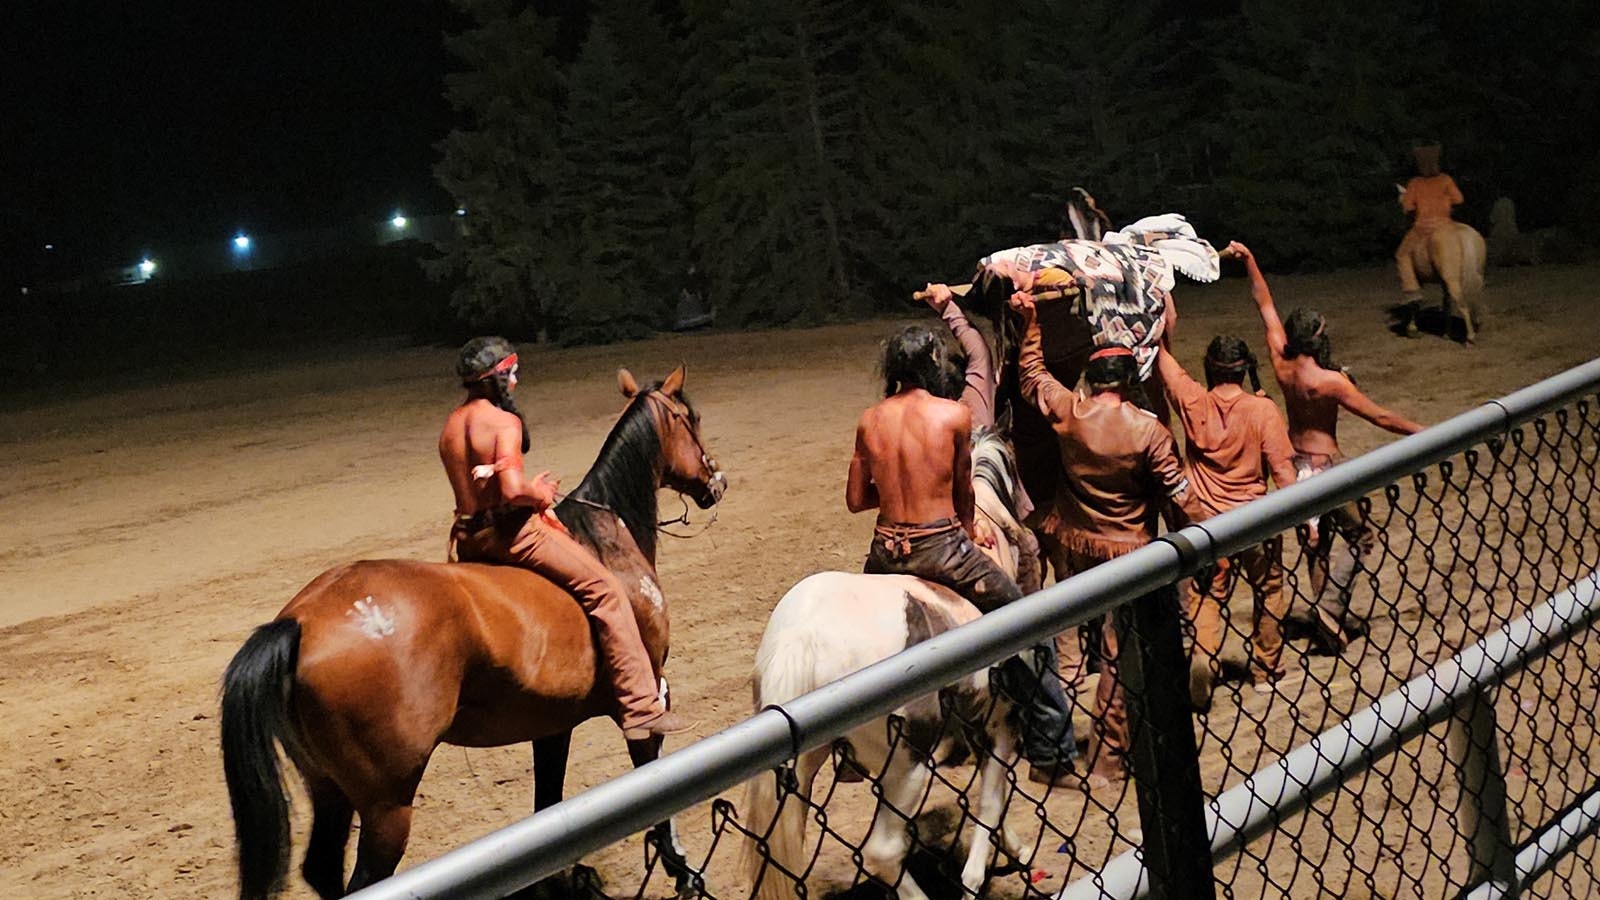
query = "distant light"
xmin=19 ymin=286 xmax=29 ymax=296
xmin=233 ymin=233 xmax=252 ymax=251
xmin=44 ymin=243 xmax=55 ymax=251
xmin=455 ymin=207 xmax=466 ymax=217
xmin=390 ymin=214 xmax=408 ymax=229
xmin=138 ymin=258 xmax=157 ymax=278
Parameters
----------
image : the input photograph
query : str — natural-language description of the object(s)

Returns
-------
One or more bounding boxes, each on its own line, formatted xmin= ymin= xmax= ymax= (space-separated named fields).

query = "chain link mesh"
xmin=520 ymin=396 xmax=1600 ymax=899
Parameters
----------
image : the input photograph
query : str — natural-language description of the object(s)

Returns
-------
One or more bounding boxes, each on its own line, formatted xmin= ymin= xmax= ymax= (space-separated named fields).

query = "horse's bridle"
xmin=560 ymin=390 xmax=723 ymax=538
xmin=642 ymin=390 xmax=725 ymax=537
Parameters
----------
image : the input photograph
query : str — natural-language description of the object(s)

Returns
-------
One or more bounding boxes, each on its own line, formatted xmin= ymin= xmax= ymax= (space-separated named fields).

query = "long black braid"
xmin=456 ymin=336 xmax=531 ymax=453
xmin=1203 ymin=334 xmax=1263 ymax=393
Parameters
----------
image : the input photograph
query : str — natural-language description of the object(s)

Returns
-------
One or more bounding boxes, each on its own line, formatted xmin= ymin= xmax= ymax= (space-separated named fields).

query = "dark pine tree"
xmin=431 ymin=0 xmax=565 ymax=337
xmin=680 ymin=0 xmax=867 ymax=325
xmin=546 ymin=0 xmax=693 ymax=344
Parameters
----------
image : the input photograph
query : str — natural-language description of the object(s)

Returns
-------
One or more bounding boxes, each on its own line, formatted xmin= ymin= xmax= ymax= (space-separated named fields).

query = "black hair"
xmin=1283 ymin=308 xmax=1337 ymax=372
xmin=456 ymin=336 xmax=530 ymax=452
xmin=881 ymin=325 xmax=954 ymax=398
xmin=1084 ymin=349 xmax=1153 ymax=411
xmin=1203 ymin=334 xmax=1262 ymax=392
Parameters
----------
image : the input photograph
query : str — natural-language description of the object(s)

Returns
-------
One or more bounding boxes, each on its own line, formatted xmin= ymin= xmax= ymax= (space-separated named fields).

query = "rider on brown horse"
xmin=440 ymin=337 xmax=692 ymax=741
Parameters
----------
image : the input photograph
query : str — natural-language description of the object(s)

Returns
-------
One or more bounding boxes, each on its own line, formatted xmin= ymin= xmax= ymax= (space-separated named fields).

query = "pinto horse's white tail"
xmin=743 ymin=592 xmax=824 ymax=900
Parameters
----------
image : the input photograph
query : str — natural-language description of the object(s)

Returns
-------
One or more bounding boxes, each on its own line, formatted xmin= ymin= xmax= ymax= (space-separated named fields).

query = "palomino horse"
xmin=1399 ymin=220 xmax=1488 ymax=343
xmin=222 ymin=366 xmax=726 ymax=900
xmin=742 ymin=431 xmax=1031 ymax=900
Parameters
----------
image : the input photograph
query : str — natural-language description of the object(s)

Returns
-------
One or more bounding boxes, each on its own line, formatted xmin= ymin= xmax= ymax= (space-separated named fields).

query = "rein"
xmin=559 ymin=491 xmax=719 ymax=538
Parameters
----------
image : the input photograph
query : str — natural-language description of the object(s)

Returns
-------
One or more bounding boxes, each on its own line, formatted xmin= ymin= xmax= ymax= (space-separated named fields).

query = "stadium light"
xmin=455 ymin=206 xmax=466 ymax=217
xmin=233 ymin=233 xmax=252 ymax=252
xmin=390 ymin=213 xmax=408 ymax=230
xmin=138 ymin=258 xmax=157 ymax=278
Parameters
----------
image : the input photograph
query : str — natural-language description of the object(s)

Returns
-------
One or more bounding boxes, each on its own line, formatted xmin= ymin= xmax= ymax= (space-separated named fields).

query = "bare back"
xmin=848 ymin=389 xmax=972 ymax=527
xmin=1272 ymin=356 xmax=1346 ymax=457
xmin=439 ymin=399 xmax=524 ymax=515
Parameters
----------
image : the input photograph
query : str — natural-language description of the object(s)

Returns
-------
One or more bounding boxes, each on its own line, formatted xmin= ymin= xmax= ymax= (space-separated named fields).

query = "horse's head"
xmin=618 ymin=366 xmax=727 ymax=510
xmin=1061 ymin=187 xmax=1111 ymax=242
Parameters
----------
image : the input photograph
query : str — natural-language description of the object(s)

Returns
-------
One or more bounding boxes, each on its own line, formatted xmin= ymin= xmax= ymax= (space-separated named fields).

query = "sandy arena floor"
xmin=3 ymin=262 xmax=1598 ymax=898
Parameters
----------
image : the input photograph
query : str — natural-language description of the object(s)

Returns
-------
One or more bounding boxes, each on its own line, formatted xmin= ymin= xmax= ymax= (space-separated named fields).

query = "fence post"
xmin=1447 ymin=688 xmax=1516 ymax=894
xmin=1118 ymin=582 xmax=1215 ymax=900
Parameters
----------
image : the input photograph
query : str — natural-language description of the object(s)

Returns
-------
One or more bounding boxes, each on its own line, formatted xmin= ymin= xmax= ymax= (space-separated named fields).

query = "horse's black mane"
xmin=554 ymin=381 xmax=693 ymax=564
xmin=971 ymin=426 xmax=1021 ymax=520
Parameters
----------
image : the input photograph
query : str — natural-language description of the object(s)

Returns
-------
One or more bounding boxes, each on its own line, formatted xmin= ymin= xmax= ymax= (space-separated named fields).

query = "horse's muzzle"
xmin=696 ymin=470 xmax=728 ymax=509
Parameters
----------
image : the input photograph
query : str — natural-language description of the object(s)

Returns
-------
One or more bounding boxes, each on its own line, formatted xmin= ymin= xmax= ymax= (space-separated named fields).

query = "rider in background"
xmin=1156 ymin=337 xmax=1297 ymax=710
xmin=1236 ymin=242 xmax=1424 ymax=654
xmin=847 ymin=324 xmax=1079 ymax=787
xmin=440 ymin=336 xmax=692 ymax=742
xmin=1013 ymin=296 xmax=1191 ymax=787
xmin=1395 ymin=142 xmax=1465 ymax=303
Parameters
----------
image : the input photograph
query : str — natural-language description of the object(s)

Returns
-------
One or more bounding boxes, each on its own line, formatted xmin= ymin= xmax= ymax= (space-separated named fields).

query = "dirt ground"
xmin=4 ymin=262 xmax=1599 ymax=899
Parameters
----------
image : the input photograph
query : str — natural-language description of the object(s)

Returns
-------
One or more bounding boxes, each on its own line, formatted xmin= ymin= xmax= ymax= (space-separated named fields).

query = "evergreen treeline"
xmin=431 ymin=0 xmax=1600 ymax=343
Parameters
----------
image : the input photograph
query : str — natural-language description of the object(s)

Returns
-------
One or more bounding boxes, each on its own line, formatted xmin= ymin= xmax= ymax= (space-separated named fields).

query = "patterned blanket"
xmin=978 ymin=214 xmax=1220 ymax=378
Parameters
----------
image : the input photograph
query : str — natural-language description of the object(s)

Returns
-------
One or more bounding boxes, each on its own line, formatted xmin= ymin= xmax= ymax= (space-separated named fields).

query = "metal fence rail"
xmin=352 ymin=357 xmax=1600 ymax=900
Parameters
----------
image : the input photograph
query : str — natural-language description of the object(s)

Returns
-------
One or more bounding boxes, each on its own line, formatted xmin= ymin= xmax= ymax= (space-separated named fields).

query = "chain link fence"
xmin=352 ymin=361 xmax=1600 ymax=900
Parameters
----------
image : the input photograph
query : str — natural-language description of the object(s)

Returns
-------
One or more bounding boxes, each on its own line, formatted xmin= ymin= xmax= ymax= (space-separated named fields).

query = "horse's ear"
xmin=618 ymin=368 xmax=640 ymax=398
xmin=660 ymin=364 xmax=686 ymax=397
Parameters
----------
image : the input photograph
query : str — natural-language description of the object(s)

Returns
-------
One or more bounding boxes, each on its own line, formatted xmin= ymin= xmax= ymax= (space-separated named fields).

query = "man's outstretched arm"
xmin=1335 ymin=378 xmax=1425 ymax=437
xmin=1233 ymin=241 xmax=1287 ymax=361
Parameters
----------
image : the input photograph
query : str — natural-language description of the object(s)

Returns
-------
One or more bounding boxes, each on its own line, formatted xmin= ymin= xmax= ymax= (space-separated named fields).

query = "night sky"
xmin=2 ymin=2 xmax=458 ymax=274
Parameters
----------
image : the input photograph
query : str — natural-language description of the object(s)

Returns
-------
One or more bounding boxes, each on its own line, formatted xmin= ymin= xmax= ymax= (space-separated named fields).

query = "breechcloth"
xmin=865 ymin=518 xmax=1022 ymax=612
xmin=1292 ymin=452 xmax=1375 ymax=551
xmin=449 ymin=506 xmax=664 ymax=731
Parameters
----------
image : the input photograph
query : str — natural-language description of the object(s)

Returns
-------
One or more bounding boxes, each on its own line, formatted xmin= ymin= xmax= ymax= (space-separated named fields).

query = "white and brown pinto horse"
xmin=221 ymin=366 xmax=725 ymax=899
xmin=743 ymin=430 xmax=1031 ymax=900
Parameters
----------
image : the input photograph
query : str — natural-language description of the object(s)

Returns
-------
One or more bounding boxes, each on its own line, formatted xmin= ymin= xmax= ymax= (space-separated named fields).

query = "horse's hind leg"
xmin=345 ymin=766 xmax=426 ymax=894
xmin=301 ymin=778 xmax=353 ymax=899
xmin=345 ymin=798 xmax=416 ymax=892
xmin=1432 ymin=231 xmax=1476 ymax=343
xmin=861 ymin=747 xmax=934 ymax=900
xmin=960 ymin=719 xmax=1026 ymax=894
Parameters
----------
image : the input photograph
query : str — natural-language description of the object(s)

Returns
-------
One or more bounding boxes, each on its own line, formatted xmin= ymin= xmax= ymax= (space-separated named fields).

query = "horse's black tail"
xmin=221 ymin=618 xmax=301 ymax=900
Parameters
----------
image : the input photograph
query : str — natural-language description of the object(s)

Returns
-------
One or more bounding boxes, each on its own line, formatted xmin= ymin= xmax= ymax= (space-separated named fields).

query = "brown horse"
xmin=221 ymin=366 xmax=726 ymax=900
xmin=1399 ymin=220 xmax=1488 ymax=343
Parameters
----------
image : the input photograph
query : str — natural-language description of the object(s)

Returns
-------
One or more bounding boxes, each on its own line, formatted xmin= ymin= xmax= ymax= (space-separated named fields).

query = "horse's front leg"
xmin=626 ymin=737 xmax=703 ymax=898
xmin=514 ymin=732 xmax=603 ymax=900
xmin=862 ymin=745 xmax=935 ymax=900
xmin=961 ymin=711 xmax=1028 ymax=894
xmin=532 ymin=731 xmax=572 ymax=811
